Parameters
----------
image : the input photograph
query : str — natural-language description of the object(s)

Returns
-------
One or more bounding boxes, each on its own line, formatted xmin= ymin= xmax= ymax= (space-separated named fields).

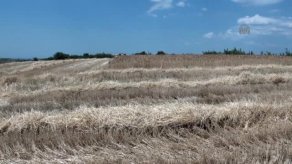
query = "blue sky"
xmin=0 ymin=0 xmax=292 ymax=58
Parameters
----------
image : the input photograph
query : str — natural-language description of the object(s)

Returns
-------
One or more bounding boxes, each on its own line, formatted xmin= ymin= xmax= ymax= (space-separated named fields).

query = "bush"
xmin=94 ymin=53 xmax=114 ymax=58
xmin=285 ymin=48 xmax=292 ymax=56
xmin=203 ymin=51 xmax=221 ymax=55
xmin=135 ymin=51 xmax=148 ymax=55
xmin=224 ymin=48 xmax=246 ymax=55
xmin=156 ymin=51 xmax=167 ymax=55
xmin=53 ymin=52 xmax=70 ymax=60
xmin=83 ymin=53 xmax=90 ymax=58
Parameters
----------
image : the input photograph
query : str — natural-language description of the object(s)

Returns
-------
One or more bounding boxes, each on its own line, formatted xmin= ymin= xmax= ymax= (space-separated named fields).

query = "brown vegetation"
xmin=109 ymin=55 xmax=292 ymax=69
xmin=1 ymin=56 xmax=292 ymax=163
xmin=2 ymin=76 xmax=19 ymax=85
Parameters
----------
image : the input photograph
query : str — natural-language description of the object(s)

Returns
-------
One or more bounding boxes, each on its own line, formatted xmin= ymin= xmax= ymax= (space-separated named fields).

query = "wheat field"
xmin=1 ymin=55 xmax=292 ymax=163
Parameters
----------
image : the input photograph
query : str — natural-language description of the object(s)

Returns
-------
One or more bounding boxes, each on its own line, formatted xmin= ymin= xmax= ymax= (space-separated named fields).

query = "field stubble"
xmin=0 ymin=56 xmax=292 ymax=163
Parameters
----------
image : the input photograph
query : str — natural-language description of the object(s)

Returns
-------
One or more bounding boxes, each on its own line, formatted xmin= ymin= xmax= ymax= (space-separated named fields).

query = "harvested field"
xmin=1 ymin=55 xmax=292 ymax=163
xmin=109 ymin=55 xmax=292 ymax=69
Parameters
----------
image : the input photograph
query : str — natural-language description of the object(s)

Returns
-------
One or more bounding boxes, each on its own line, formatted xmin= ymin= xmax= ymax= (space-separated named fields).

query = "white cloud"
xmin=238 ymin=14 xmax=292 ymax=28
xmin=176 ymin=2 xmax=185 ymax=7
xmin=218 ymin=28 xmax=246 ymax=40
xmin=177 ymin=0 xmax=188 ymax=7
xmin=148 ymin=0 xmax=173 ymax=15
xmin=201 ymin=8 xmax=208 ymax=12
xmin=147 ymin=0 xmax=187 ymax=16
xmin=218 ymin=14 xmax=292 ymax=39
xmin=232 ymin=0 xmax=283 ymax=5
xmin=251 ymin=24 xmax=292 ymax=36
xmin=204 ymin=32 xmax=214 ymax=39
xmin=238 ymin=14 xmax=277 ymax=25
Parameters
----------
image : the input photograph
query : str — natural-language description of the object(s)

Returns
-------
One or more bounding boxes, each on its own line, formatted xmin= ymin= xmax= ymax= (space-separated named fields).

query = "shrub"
xmin=156 ymin=51 xmax=166 ymax=55
xmin=203 ymin=50 xmax=221 ymax=55
xmin=285 ymin=48 xmax=292 ymax=56
xmin=53 ymin=52 xmax=70 ymax=60
xmin=134 ymin=51 xmax=148 ymax=55
xmin=224 ymin=48 xmax=246 ymax=55
xmin=83 ymin=53 xmax=90 ymax=58
xmin=94 ymin=53 xmax=114 ymax=58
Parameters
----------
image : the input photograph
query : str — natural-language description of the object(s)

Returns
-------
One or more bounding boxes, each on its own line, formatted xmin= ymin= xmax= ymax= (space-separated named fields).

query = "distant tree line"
xmin=203 ymin=48 xmax=292 ymax=56
xmin=272 ymin=48 xmax=292 ymax=56
xmin=203 ymin=48 xmax=253 ymax=55
xmin=46 ymin=52 xmax=114 ymax=60
xmin=2 ymin=49 xmax=292 ymax=64
xmin=132 ymin=51 xmax=167 ymax=56
xmin=0 ymin=58 xmax=31 ymax=64
xmin=40 ymin=51 xmax=168 ymax=61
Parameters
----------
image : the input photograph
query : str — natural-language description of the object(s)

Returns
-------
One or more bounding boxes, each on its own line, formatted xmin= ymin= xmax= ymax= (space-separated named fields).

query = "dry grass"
xmin=1 ymin=56 xmax=292 ymax=163
xmin=1 ymin=101 xmax=292 ymax=163
xmin=2 ymin=76 xmax=19 ymax=85
xmin=109 ymin=55 xmax=292 ymax=69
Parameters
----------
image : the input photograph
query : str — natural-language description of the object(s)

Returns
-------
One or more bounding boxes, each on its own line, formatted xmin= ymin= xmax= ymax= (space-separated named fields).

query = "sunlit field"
xmin=1 ymin=55 xmax=292 ymax=163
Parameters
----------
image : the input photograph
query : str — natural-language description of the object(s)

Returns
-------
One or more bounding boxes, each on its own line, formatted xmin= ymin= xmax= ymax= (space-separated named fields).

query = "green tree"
xmin=135 ymin=51 xmax=148 ymax=55
xmin=53 ymin=52 xmax=70 ymax=60
xmin=285 ymin=48 xmax=292 ymax=56
xmin=83 ymin=53 xmax=90 ymax=58
xmin=156 ymin=51 xmax=166 ymax=55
